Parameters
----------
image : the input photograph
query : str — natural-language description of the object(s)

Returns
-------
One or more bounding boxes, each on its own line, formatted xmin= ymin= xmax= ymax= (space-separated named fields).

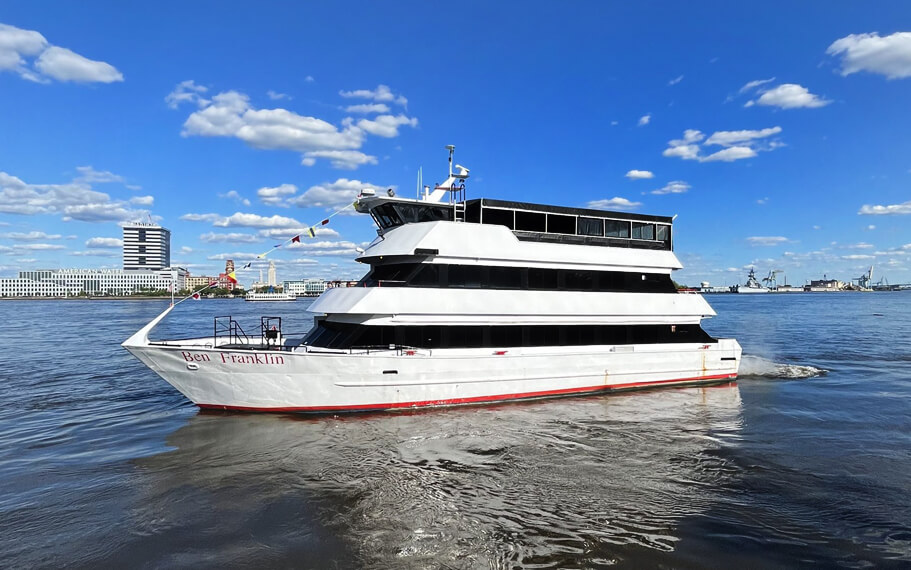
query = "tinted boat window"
xmin=604 ymin=220 xmax=631 ymax=238
xmin=631 ymin=222 xmax=655 ymax=240
xmin=578 ymin=217 xmax=604 ymax=236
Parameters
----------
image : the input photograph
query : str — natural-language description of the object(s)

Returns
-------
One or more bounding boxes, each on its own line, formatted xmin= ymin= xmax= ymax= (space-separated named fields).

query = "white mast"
xmin=424 ymin=144 xmax=469 ymax=203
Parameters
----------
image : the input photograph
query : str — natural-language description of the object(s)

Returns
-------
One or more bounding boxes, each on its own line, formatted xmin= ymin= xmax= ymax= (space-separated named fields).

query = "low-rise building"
xmin=0 ymin=267 xmax=188 ymax=297
xmin=283 ymin=278 xmax=327 ymax=297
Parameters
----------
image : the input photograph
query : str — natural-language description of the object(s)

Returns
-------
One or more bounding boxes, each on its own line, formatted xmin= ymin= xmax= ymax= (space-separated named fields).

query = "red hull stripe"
xmin=197 ymin=373 xmax=738 ymax=413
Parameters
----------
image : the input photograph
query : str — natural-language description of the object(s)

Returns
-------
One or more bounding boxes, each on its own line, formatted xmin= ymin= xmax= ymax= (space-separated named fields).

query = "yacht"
xmin=245 ymin=291 xmax=296 ymax=302
xmin=123 ymin=147 xmax=741 ymax=413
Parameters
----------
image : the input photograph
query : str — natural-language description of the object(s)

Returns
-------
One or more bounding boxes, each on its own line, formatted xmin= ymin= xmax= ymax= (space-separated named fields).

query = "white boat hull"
xmin=124 ymin=337 xmax=741 ymax=412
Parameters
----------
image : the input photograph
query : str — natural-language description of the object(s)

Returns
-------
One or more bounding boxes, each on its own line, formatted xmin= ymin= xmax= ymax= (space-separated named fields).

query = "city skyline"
xmin=1 ymin=3 xmax=911 ymax=287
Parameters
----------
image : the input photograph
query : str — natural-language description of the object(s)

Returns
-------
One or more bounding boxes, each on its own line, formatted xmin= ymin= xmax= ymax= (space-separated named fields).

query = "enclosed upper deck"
xmin=362 ymin=197 xmax=673 ymax=252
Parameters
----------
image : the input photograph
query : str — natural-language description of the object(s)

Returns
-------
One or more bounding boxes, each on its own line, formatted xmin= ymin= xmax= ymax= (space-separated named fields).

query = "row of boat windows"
xmin=304 ymin=323 xmax=716 ymax=350
xmin=369 ymin=203 xmax=671 ymax=243
xmin=359 ymin=263 xmax=678 ymax=293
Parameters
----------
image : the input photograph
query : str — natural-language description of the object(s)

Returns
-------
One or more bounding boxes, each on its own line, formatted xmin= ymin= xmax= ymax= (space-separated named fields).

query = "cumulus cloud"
xmin=293 ymin=178 xmax=385 ymax=209
xmin=586 ymin=197 xmax=642 ymax=211
xmin=218 ymin=190 xmax=250 ymax=206
xmin=180 ymin=211 xmax=303 ymax=228
xmin=165 ymin=80 xmax=208 ymax=109
xmin=199 ymin=232 xmax=263 ymax=244
xmin=638 ymin=114 xmax=651 ymax=126
xmin=651 ymin=181 xmax=690 ymax=195
xmin=1 ymin=231 xmax=61 ymax=241
xmin=0 ymin=23 xmax=122 ymax=83
xmin=258 ymin=226 xmax=339 ymax=240
xmin=625 ymin=170 xmax=654 ymax=180
xmin=171 ymin=85 xmax=415 ymax=169
xmin=257 ymin=183 xmax=297 ymax=207
xmin=75 ymin=166 xmax=124 ymax=183
xmin=287 ymin=239 xmax=362 ymax=257
xmin=841 ymin=254 xmax=875 ymax=260
xmin=85 ymin=237 xmax=123 ymax=248
xmin=301 ymin=150 xmax=378 ymax=169
xmin=267 ymin=90 xmax=291 ymax=100
xmin=129 ymin=195 xmax=154 ymax=206
xmin=339 ymin=84 xmax=407 ymax=107
xmin=858 ymin=200 xmax=911 ymax=215
xmin=345 ymin=103 xmax=390 ymax=114
xmin=35 ymin=46 xmax=123 ymax=83
xmin=356 ymin=114 xmax=419 ymax=138
xmin=664 ymin=127 xmax=783 ymax=162
xmin=745 ymin=83 xmax=830 ymax=109
xmin=0 ymin=171 xmax=148 ymax=222
xmin=827 ymin=32 xmax=911 ymax=79
xmin=747 ymin=236 xmax=790 ymax=246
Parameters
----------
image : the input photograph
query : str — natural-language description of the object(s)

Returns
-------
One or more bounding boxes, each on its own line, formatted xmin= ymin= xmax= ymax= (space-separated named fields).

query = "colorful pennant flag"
xmin=192 ymin=292 xmax=201 ymax=300
xmin=320 ymin=219 xmax=329 ymax=225
xmin=307 ymin=227 xmax=316 ymax=238
xmin=291 ymin=235 xmax=301 ymax=243
xmin=227 ymin=271 xmax=237 ymax=284
xmin=242 ymin=262 xmax=252 ymax=269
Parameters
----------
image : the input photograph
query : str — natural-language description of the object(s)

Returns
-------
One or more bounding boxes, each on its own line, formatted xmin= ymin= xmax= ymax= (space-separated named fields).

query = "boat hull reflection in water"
xmin=129 ymin=384 xmax=742 ymax=568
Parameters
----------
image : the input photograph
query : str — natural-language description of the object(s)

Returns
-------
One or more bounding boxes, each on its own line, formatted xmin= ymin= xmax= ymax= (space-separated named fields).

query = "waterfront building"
xmin=123 ymin=222 xmax=170 ymax=271
xmin=186 ymin=275 xmax=217 ymax=289
xmin=282 ymin=278 xmax=327 ymax=297
xmin=268 ymin=261 xmax=277 ymax=286
xmin=0 ymin=267 xmax=187 ymax=297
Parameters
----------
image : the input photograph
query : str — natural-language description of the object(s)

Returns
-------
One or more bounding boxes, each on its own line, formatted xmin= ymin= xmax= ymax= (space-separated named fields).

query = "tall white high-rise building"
xmin=268 ymin=260 xmax=277 ymax=286
xmin=123 ymin=222 xmax=170 ymax=270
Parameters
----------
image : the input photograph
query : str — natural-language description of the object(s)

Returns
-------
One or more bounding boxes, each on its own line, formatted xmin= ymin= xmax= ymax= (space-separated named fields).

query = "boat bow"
xmin=122 ymin=304 xmax=174 ymax=348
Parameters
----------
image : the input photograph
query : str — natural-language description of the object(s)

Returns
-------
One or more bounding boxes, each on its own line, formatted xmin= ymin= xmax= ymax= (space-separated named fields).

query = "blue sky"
xmin=2 ymin=2 xmax=911 ymax=287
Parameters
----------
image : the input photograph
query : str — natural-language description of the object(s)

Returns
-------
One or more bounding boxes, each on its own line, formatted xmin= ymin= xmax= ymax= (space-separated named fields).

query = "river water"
xmin=0 ymin=293 xmax=909 ymax=568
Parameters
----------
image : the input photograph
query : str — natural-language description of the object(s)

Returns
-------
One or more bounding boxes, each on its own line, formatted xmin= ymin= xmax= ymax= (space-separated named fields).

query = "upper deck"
xmin=362 ymin=196 xmax=673 ymax=252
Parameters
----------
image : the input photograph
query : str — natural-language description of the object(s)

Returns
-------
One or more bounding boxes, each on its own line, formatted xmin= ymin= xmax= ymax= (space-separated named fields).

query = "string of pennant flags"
xmin=170 ymin=198 xmax=360 ymax=307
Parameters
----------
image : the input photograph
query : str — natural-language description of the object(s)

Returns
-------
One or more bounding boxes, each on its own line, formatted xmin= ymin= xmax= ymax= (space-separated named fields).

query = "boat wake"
xmin=739 ymin=355 xmax=827 ymax=379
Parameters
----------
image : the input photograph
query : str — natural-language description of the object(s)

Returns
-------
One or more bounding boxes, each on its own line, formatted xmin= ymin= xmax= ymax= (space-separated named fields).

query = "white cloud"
xmin=747 ymin=236 xmax=790 ymax=246
xmin=625 ymin=169 xmax=654 ymax=180
xmin=166 ymin=80 xmax=208 ymax=109
xmin=1 ymin=231 xmax=61 ymax=241
xmin=844 ymin=242 xmax=874 ymax=249
xmin=739 ymin=78 xmax=776 ymax=93
xmin=757 ymin=197 xmax=769 ymax=205
xmin=199 ymin=232 xmax=263 ymax=244
xmin=304 ymin=75 xmax=314 ymax=83
xmin=841 ymin=254 xmax=875 ymax=260
xmin=0 ymin=23 xmax=122 ymax=83
xmin=704 ymin=127 xmax=782 ymax=147
xmin=258 ymin=226 xmax=339 ymax=239
xmin=267 ymin=90 xmax=291 ymax=100
xmin=827 ymin=32 xmax=911 ymax=79
xmin=15 ymin=243 xmax=65 ymax=251
xmin=293 ymin=178 xmax=384 ymax=209
xmin=858 ymin=200 xmax=911 ymax=215
xmin=867 ymin=225 xmax=876 ymax=230
xmin=129 ymin=195 xmax=154 ymax=206
xmin=586 ymin=197 xmax=642 ymax=211
xmin=218 ymin=190 xmax=251 ymax=206
xmin=651 ymin=181 xmax=690 ymax=195
xmin=701 ymin=146 xmax=758 ymax=162
xmin=668 ymin=75 xmax=684 ymax=86
xmin=257 ymin=183 xmax=297 ymax=207
xmin=75 ymin=166 xmax=124 ymax=183
xmin=287 ymin=239 xmax=362 ymax=257
xmin=345 ymin=103 xmax=391 ymax=114
xmin=35 ymin=46 xmax=122 ymax=83
xmin=747 ymin=83 xmax=830 ymax=109
xmin=0 ymin=171 xmax=147 ymax=222
xmin=174 ymin=87 xmax=406 ymax=169
xmin=665 ymin=127 xmax=783 ymax=163
xmin=339 ymin=84 xmax=407 ymax=106
xmin=356 ymin=114 xmax=418 ymax=137
xmin=638 ymin=113 xmax=651 ymax=126
xmin=301 ymin=150 xmax=378 ymax=169
xmin=85 ymin=237 xmax=123 ymax=248
xmin=181 ymin=211 xmax=304 ymax=229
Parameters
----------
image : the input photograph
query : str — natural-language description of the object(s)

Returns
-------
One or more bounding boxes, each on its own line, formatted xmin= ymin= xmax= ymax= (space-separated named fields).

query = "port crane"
xmin=761 ymin=270 xmax=783 ymax=288
xmin=852 ymin=266 xmax=874 ymax=291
